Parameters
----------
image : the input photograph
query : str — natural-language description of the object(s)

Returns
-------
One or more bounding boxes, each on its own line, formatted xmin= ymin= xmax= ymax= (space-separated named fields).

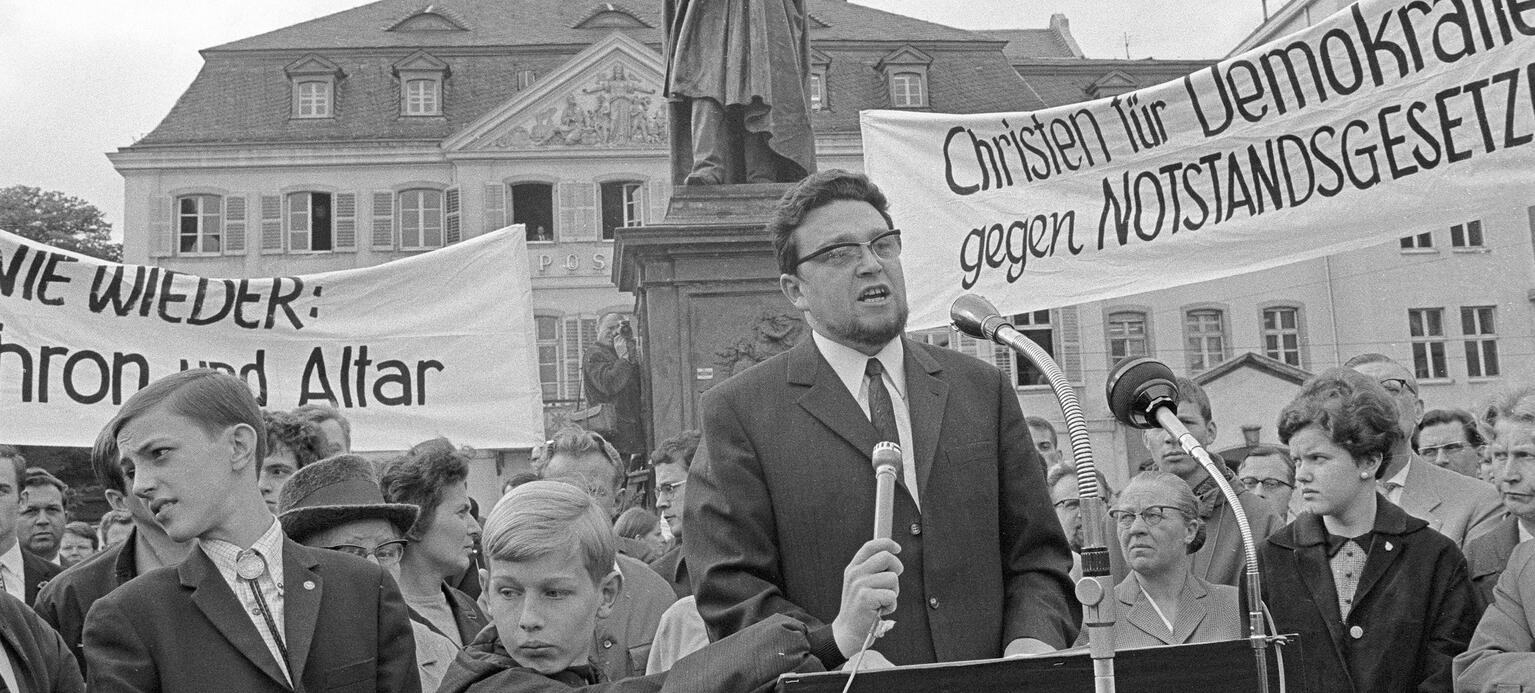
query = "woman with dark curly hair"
xmin=1078 ymin=470 xmax=1239 ymax=648
xmin=1262 ymin=367 xmax=1479 ymax=693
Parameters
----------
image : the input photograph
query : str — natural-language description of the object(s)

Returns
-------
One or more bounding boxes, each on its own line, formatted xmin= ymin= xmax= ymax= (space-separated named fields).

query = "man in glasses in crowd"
xmin=1346 ymin=352 xmax=1504 ymax=547
xmin=687 ymin=169 xmax=1078 ymax=669
xmin=1415 ymin=408 xmax=1490 ymax=481
xmin=1238 ymin=446 xmax=1297 ymax=523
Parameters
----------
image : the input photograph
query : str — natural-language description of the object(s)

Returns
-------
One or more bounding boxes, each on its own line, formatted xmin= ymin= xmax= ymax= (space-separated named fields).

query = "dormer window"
xmin=285 ymin=55 xmax=344 ymax=120
xmin=393 ymin=50 xmax=449 ymax=117
xmin=574 ymin=5 xmax=650 ymax=29
xmin=876 ymin=45 xmax=932 ymax=109
xmin=809 ymin=48 xmax=831 ymax=111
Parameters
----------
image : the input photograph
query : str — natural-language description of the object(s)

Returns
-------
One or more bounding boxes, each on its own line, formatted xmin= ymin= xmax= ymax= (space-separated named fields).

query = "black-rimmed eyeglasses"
xmin=791 ymin=230 xmax=902 ymax=271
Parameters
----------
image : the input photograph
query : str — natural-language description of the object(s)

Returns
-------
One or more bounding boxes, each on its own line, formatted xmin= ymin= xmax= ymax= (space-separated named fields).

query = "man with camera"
xmin=580 ymin=311 xmax=646 ymax=464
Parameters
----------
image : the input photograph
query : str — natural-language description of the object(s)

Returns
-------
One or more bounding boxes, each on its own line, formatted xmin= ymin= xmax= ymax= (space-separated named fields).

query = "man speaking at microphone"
xmin=686 ymin=170 xmax=1078 ymax=669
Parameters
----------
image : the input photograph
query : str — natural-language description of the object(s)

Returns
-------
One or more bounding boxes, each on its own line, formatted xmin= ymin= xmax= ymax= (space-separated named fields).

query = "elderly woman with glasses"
xmin=278 ymin=454 xmax=459 ymax=692
xmin=1262 ymin=367 xmax=1479 ymax=693
xmin=1077 ymin=471 xmax=1239 ymax=648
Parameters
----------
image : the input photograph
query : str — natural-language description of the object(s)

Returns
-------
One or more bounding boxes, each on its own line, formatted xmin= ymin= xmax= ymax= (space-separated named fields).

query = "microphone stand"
xmin=951 ymin=295 xmax=1117 ymax=693
xmin=1149 ymin=406 xmax=1270 ymax=693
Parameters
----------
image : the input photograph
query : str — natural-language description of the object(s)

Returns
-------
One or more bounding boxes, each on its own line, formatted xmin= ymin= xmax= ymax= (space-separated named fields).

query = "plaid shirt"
xmin=202 ymin=517 xmax=290 ymax=684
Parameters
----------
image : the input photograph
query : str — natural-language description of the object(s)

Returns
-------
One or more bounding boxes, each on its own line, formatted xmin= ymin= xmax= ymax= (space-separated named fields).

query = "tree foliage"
xmin=0 ymin=185 xmax=121 ymax=261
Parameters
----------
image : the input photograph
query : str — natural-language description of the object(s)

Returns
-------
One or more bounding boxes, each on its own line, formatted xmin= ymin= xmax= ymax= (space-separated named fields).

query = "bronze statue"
xmin=664 ymin=0 xmax=816 ymax=185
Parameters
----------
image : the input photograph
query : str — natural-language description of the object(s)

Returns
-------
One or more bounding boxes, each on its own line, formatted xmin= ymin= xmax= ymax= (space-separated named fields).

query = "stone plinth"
xmin=613 ymin=184 xmax=810 ymax=446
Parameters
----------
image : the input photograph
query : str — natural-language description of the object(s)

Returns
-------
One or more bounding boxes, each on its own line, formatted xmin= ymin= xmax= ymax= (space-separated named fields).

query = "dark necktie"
xmin=865 ymin=358 xmax=899 ymax=445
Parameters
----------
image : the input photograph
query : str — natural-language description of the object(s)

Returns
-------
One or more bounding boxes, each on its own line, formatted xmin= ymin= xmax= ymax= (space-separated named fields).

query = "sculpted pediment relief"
xmin=465 ymin=60 xmax=667 ymax=151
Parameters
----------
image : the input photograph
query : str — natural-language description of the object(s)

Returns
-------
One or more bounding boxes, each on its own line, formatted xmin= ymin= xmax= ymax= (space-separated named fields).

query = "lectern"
xmin=776 ymin=636 xmax=1304 ymax=692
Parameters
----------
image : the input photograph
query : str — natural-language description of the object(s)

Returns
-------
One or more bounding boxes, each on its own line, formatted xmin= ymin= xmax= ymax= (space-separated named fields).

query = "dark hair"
xmin=1277 ymin=367 xmax=1401 ymax=477
xmin=768 ymin=169 xmax=894 ymax=275
xmin=613 ymin=506 xmax=659 ymax=540
xmin=64 ymin=521 xmax=97 ymax=549
xmin=1241 ymin=445 xmax=1296 ymax=483
xmin=1174 ymin=376 xmax=1213 ymax=422
xmin=292 ymin=401 xmax=351 ymax=452
xmin=379 ymin=437 xmax=470 ymax=542
xmin=1044 ymin=459 xmax=1111 ymax=499
xmin=0 ymin=446 xmax=26 ymax=492
xmin=110 ymin=369 xmax=267 ymax=465
xmin=1413 ymin=408 xmax=1485 ymax=452
xmin=91 ymin=425 xmax=126 ymax=494
xmin=533 ymin=426 xmax=624 ymax=490
xmin=503 ymin=472 xmax=541 ymax=494
xmin=262 ymin=410 xmax=329 ymax=470
xmin=650 ymin=430 xmax=701 ymax=471
xmin=23 ymin=467 xmax=67 ymax=496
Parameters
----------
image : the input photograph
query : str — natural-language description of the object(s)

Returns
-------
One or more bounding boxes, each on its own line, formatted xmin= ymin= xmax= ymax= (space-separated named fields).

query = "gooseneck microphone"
xmin=1105 ymin=356 xmax=1270 ymax=693
xmin=871 ymin=442 xmax=901 ymax=541
xmin=952 ymin=294 xmax=1118 ymax=693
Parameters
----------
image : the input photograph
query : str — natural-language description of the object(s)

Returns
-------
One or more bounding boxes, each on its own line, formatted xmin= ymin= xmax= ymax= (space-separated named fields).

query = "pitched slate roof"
xmin=982 ymin=29 xmax=1079 ymax=61
xmin=1012 ymin=58 xmax=1215 ymax=109
xmin=130 ymin=0 xmax=1046 ymax=148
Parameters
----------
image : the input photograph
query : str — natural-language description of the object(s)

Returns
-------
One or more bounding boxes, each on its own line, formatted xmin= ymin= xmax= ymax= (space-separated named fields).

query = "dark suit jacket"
xmin=648 ymin=544 xmax=690 ymax=599
xmin=0 ymin=589 xmax=83 ymax=693
xmin=1465 ymin=515 xmax=1521 ymax=609
xmin=687 ymin=337 xmax=1078 ymax=666
xmin=1262 ymin=498 xmax=1480 ymax=693
xmin=33 ymin=527 xmax=138 ymax=676
xmin=22 ymin=547 xmax=63 ymax=606
xmin=83 ymin=537 xmax=420 ymax=692
xmin=406 ymin=583 xmax=487 ymax=647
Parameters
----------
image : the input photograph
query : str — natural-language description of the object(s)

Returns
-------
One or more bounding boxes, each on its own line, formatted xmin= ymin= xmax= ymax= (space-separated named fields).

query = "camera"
xmin=618 ymin=319 xmax=633 ymax=339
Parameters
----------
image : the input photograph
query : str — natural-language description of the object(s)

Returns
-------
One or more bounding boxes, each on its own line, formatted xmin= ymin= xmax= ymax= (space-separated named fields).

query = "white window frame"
xmin=599 ymin=180 xmax=644 ymax=241
xmin=285 ymin=191 xmax=335 ymax=253
xmin=177 ymin=194 xmax=222 ymax=255
xmin=809 ymin=72 xmax=826 ymax=111
xmin=295 ymin=80 xmax=332 ymax=118
xmin=403 ymin=77 xmax=441 ymax=116
xmin=1261 ymin=306 xmax=1302 ymax=367
xmin=1011 ymin=310 xmax=1054 ymax=387
xmin=1399 ymin=231 xmax=1433 ymax=251
xmin=535 ymin=314 xmax=562 ymax=401
xmin=890 ymin=71 xmax=926 ymax=108
xmin=1450 ymin=220 xmax=1485 ymax=249
xmin=398 ymin=189 xmax=444 ymax=250
xmin=1462 ymin=305 xmax=1499 ymax=378
xmin=1106 ymin=310 xmax=1149 ymax=363
xmin=1184 ymin=308 xmax=1228 ymax=372
xmin=1409 ymin=307 xmax=1449 ymax=380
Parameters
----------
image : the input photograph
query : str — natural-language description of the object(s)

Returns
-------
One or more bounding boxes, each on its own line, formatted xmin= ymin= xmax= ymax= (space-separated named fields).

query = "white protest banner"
xmin=0 ymin=227 xmax=543 ymax=450
xmin=864 ymin=0 xmax=1535 ymax=329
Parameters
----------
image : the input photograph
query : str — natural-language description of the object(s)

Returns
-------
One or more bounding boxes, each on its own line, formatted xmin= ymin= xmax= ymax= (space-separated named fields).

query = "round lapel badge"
xmin=236 ymin=551 xmax=266 ymax=581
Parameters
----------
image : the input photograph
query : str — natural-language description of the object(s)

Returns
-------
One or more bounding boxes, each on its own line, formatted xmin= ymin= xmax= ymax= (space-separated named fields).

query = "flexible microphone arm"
xmin=1105 ymin=357 xmax=1269 ymax=693
xmin=952 ymin=294 xmax=1116 ymax=693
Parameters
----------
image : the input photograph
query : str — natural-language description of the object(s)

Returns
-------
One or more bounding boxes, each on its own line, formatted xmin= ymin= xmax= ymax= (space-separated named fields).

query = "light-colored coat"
xmin=1401 ymin=458 xmax=1505 ymax=548
xmin=1455 ymin=540 xmax=1535 ymax=691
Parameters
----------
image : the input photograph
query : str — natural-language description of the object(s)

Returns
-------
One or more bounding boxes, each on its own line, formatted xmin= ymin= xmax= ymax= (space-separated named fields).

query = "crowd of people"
xmin=4 ymin=170 xmax=1535 ymax=692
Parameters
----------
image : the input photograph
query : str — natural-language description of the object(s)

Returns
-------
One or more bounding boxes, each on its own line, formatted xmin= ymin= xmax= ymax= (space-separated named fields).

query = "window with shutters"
xmin=1010 ymin=310 xmax=1054 ymax=386
xmin=599 ymin=181 xmax=644 ymax=241
xmin=444 ymin=188 xmax=461 ymax=244
xmin=512 ymin=183 xmax=555 ymax=243
xmin=1106 ymin=310 xmax=1150 ymax=362
xmin=177 ymin=195 xmax=222 ymax=255
xmin=563 ymin=316 xmax=599 ymax=401
xmin=1462 ymin=306 xmax=1499 ymax=378
xmin=1184 ymin=308 xmax=1228 ymax=372
xmin=536 ymin=315 xmax=562 ymax=400
xmin=286 ymin=192 xmax=333 ymax=252
xmin=1408 ymin=307 xmax=1448 ymax=380
xmin=398 ymin=189 xmax=444 ymax=250
xmin=1260 ymin=305 xmax=1303 ymax=367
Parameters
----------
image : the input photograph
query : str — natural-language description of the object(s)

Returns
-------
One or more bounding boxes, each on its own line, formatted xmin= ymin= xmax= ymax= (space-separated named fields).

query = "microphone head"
xmin=950 ymin=294 xmax=1005 ymax=340
xmin=1105 ymin=357 xmax=1180 ymax=429
xmin=872 ymin=441 xmax=903 ymax=475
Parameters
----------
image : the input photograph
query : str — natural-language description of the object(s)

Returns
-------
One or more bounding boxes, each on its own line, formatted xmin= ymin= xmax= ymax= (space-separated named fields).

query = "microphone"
xmin=1104 ymin=356 xmax=1271 ymax=688
xmin=871 ymin=442 xmax=901 ymax=541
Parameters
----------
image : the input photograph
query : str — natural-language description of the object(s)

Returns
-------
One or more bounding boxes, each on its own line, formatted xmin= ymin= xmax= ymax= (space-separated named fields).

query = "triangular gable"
xmin=393 ymin=50 xmax=450 ymax=74
xmin=876 ymin=45 xmax=934 ymax=69
xmin=285 ymin=54 xmax=343 ymax=78
xmin=445 ymin=32 xmax=666 ymax=152
xmin=1086 ymin=70 xmax=1140 ymax=98
xmin=1193 ymin=351 xmax=1312 ymax=387
xmin=809 ymin=47 xmax=833 ymax=68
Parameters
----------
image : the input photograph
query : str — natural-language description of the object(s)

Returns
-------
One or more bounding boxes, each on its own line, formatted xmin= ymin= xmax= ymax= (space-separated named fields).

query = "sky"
xmin=0 ymin=0 xmax=1272 ymax=236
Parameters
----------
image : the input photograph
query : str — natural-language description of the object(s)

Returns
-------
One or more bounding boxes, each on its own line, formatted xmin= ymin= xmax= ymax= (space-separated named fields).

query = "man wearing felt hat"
xmin=278 ymin=453 xmax=465 ymax=692
xmin=82 ymin=368 xmax=420 ymax=692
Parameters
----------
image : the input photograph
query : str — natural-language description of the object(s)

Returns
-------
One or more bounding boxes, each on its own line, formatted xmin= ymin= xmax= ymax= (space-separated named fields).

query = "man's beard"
xmin=843 ymin=303 xmax=909 ymax=351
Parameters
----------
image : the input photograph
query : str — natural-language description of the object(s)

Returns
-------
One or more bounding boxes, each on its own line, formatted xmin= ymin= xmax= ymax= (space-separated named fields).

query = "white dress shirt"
xmin=813 ymin=331 xmax=920 ymax=508
xmin=1381 ymin=460 xmax=1410 ymax=505
xmin=201 ymin=517 xmax=290 ymax=683
xmin=0 ymin=542 xmax=25 ymax=603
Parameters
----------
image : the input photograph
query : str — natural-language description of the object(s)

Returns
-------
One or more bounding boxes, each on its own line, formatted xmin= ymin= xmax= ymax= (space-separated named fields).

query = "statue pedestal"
xmin=613 ymin=183 xmax=809 ymax=445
